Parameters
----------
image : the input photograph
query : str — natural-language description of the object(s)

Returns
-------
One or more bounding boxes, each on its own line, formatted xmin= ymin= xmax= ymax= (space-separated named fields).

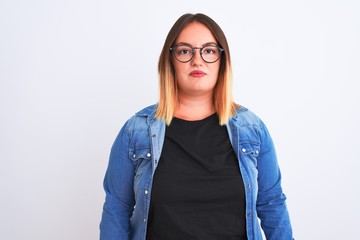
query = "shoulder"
xmin=231 ymin=105 xmax=263 ymax=127
xmin=231 ymin=105 xmax=274 ymax=144
xmin=123 ymin=104 xmax=158 ymax=132
xmin=135 ymin=104 xmax=158 ymax=117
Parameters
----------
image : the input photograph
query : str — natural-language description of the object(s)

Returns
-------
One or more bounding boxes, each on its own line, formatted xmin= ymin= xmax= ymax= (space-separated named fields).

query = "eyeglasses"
xmin=170 ymin=43 xmax=224 ymax=63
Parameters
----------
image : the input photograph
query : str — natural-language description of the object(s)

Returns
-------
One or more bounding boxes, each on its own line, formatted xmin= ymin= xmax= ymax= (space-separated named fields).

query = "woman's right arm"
xmin=100 ymin=121 xmax=135 ymax=240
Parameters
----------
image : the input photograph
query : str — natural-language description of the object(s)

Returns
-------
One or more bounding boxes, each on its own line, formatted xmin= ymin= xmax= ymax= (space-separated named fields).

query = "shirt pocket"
xmin=128 ymin=145 xmax=152 ymax=162
xmin=128 ymin=146 xmax=152 ymax=194
xmin=239 ymin=141 xmax=260 ymax=167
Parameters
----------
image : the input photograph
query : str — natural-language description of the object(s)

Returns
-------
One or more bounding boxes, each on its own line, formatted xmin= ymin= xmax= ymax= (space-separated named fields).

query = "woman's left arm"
xmin=256 ymin=120 xmax=294 ymax=240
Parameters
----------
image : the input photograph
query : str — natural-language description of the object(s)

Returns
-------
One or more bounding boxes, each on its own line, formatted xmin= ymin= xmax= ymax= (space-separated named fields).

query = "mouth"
xmin=190 ymin=70 xmax=206 ymax=78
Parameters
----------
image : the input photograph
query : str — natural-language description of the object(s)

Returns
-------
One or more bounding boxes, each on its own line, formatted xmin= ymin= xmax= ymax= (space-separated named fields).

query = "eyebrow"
xmin=174 ymin=41 xmax=218 ymax=47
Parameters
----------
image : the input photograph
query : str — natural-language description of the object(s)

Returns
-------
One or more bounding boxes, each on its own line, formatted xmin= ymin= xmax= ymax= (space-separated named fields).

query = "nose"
xmin=191 ymin=48 xmax=203 ymax=65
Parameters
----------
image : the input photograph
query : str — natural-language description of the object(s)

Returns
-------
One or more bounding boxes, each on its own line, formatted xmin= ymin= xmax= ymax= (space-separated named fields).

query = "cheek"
xmin=210 ymin=64 xmax=221 ymax=81
xmin=173 ymin=63 xmax=188 ymax=81
xmin=173 ymin=60 xmax=183 ymax=74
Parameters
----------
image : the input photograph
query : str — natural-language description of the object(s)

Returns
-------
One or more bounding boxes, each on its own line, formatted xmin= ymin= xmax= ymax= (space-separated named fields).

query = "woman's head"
xmin=171 ymin=21 xmax=222 ymax=104
xmin=156 ymin=13 xmax=238 ymax=125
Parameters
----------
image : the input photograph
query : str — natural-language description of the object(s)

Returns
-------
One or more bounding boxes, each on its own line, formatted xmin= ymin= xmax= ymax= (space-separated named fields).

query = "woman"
xmin=100 ymin=13 xmax=293 ymax=240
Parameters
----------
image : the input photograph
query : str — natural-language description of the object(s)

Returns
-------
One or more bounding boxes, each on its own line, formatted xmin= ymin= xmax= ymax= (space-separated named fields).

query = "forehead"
xmin=175 ymin=22 xmax=216 ymax=45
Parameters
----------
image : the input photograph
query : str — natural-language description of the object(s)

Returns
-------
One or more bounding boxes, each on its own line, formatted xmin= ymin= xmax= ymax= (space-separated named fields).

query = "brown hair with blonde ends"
xmin=156 ymin=13 xmax=239 ymax=125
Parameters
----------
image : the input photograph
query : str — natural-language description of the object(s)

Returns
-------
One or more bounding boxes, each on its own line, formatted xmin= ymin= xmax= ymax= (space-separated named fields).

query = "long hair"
xmin=156 ymin=13 xmax=239 ymax=125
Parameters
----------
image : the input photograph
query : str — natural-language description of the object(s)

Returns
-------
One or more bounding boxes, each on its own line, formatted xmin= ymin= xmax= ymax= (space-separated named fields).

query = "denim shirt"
xmin=100 ymin=104 xmax=293 ymax=240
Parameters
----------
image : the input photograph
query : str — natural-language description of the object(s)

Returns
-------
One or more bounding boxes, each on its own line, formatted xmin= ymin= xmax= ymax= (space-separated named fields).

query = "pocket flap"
xmin=239 ymin=142 xmax=260 ymax=157
xmin=128 ymin=146 xmax=152 ymax=161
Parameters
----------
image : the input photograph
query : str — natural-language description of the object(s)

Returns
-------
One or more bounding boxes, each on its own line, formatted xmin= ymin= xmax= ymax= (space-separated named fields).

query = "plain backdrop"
xmin=1 ymin=0 xmax=359 ymax=239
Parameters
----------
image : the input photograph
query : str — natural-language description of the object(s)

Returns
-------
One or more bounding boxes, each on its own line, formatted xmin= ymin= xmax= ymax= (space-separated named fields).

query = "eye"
xmin=176 ymin=46 xmax=192 ymax=55
xmin=202 ymin=46 xmax=218 ymax=55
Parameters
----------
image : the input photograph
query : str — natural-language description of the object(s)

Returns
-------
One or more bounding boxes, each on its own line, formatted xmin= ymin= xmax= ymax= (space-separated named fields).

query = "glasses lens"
xmin=173 ymin=45 xmax=193 ymax=62
xmin=202 ymin=46 xmax=221 ymax=63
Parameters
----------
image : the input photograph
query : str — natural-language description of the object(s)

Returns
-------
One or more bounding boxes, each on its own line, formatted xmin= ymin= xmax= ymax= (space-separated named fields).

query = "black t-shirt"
xmin=146 ymin=113 xmax=247 ymax=240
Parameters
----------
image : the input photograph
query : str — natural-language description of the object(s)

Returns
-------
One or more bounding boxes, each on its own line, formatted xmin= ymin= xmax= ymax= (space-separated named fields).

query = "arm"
xmin=256 ymin=121 xmax=293 ymax=240
xmin=100 ymin=121 xmax=135 ymax=240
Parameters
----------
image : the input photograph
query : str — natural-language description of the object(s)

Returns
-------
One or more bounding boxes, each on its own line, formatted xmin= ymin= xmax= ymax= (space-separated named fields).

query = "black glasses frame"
xmin=170 ymin=43 xmax=224 ymax=63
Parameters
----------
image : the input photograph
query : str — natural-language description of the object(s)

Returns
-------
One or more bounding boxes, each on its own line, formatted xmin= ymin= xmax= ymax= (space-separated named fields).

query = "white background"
xmin=1 ymin=0 xmax=359 ymax=239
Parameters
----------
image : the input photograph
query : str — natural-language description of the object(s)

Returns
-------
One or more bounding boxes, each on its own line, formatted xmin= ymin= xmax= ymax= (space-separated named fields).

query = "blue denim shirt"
xmin=100 ymin=104 xmax=293 ymax=240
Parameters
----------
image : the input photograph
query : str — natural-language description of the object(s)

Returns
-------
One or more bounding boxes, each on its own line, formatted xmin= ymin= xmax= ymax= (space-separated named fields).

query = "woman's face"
xmin=172 ymin=22 xmax=221 ymax=98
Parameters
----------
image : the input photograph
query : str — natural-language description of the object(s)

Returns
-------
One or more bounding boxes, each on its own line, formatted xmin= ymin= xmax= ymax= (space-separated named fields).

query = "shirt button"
xmin=144 ymin=218 xmax=146 ymax=223
xmin=255 ymin=150 xmax=259 ymax=154
xmin=247 ymin=212 xmax=252 ymax=217
xmin=242 ymin=148 xmax=246 ymax=153
xmin=155 ymin=159 xmax=158 ymax=165
xmin=246 ymin=184 xmax=251 ymax=188
xmin=147 ymin=153 xmax=151 ymax=158
xmin=133 ymin=154 xmax=136 ymax=159
xmin=145 ymin=190 xmax=149 ymax=195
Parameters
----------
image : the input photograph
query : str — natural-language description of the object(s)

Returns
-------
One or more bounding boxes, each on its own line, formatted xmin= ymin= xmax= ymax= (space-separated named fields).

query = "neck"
xmin=174 ymin=94 xmax=215 ymax=121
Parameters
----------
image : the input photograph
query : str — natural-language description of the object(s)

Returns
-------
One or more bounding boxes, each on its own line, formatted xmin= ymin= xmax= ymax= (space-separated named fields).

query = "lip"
xmin=190 ymin=70 xmax=206 ymax=78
